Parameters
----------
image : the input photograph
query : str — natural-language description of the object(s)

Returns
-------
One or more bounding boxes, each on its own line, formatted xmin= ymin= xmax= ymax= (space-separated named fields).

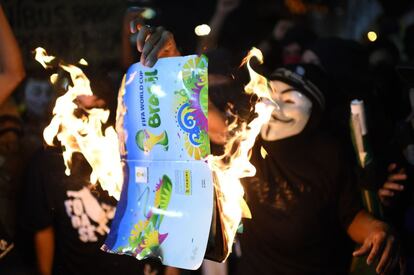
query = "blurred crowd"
xmin=1 ymin=0 xmax=414 ymax=275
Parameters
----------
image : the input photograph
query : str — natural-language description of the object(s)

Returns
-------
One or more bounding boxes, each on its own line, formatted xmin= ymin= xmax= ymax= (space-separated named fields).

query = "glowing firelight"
xmin=34 ymin=47 xmax=55 ymax=68
xmin=241 ymin=48 xmax=285 ymax=119
xmin=36 ymin=48 xmax=123 ymax=200
xmin=79 ymin=58 xmax=88 ymax=66
xmin=207 ymin=47 xmax=274 ymax=257
xmin=367 ymin=31 xmax=378 ymax=42
xmin=36 ymin=46 xmax=276 ymax=258
xmin=194 ymin=24 xmax=211 ymax=36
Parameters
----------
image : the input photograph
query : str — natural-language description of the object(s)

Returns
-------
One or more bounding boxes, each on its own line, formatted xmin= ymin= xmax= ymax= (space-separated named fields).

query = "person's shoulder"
xmin=29 ymin=146 xmax=64 ymax=170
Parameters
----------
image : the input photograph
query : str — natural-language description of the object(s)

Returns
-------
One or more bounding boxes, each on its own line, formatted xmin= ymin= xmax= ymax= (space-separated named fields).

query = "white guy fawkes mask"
xmin=260 ymin=80 xmax=312 ymax=141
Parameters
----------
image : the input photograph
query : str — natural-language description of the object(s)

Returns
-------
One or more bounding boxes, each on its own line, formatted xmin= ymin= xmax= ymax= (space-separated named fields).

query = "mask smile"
xmin=270 ymin=114 xmax=294 ymax=123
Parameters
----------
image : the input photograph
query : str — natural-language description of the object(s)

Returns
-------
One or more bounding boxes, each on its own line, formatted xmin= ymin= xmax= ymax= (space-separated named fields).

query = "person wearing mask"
xmin=238 ymin=64 xmax=399 ymax=274
xmin=134 ymin=25 xmax=400 ymax=275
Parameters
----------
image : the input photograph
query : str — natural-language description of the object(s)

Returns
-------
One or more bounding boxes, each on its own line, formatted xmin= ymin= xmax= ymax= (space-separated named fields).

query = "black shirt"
xmin=239 ymin=134 xmax=362 ymax=275
xmin=24 ymin=148 xmax=163 ymax=275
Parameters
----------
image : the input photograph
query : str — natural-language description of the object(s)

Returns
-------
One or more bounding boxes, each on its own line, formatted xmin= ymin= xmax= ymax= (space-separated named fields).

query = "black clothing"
xmin=238 ymin=65 xmax=362 ymax=274
xmin=239 ymin=133 xmax=362 ymax=275
xmin=23 ymin=148 xmax=163 ymax=275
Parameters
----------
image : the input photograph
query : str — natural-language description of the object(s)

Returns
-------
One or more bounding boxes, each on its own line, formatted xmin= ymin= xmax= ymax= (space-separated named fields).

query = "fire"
xmin=34 ymin=47 xmax=55 ymax=69
xmin=37 ymin=48 xmax=123 ymax=200
xmin=241 ymin=48 xmax=284 ymax=118
xmin=36 ymin=46 xmax=276 ymax=258
xmin=115 ymin=75 xmax=127 ymax=157
xmin=242 ymin=47 xmax=268 ymax=99
xmin=208 ymin=47 xmax=275 ymax=257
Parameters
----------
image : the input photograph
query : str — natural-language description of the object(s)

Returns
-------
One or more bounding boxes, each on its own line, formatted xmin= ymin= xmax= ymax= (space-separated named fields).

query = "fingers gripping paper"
xmin=103 ymin=55 xmax=213 ymax=270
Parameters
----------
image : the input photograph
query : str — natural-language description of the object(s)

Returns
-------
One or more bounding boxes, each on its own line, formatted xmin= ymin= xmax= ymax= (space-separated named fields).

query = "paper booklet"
xmin=103 ymin=55 xmax=213 ymax=270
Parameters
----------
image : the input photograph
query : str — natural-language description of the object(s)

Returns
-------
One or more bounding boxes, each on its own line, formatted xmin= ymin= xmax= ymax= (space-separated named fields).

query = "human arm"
xmin=0 ymin=5 xmax=25 ymax=105
xmin=134 ymin=26 xmax=228 ymax=144
xmin=258 ymin=19 xmax=293 ymax=56
xmin=336 ymin=149 xmax=400 ymax=275
xmin=34 ymin=226 xmax=55 ymax=275
xmin=164 ymin=266 xmax=181 ymax=275
xmin=23 ymin=151 xmax=57 ymax=275
xmin=196 ymin=0 xmax=240 ymax=54
xmin=378 ymin=163 xmax=407 ymax=207
xmin=347 ymin=210 xmax=400 ymax=274
xmin=121 ymin=8 xmax=143 ymax=70
xmin=77 ymin=25 xmax=180 ymax=108
xmin=134 ymin=25 xmax=180 ymax=67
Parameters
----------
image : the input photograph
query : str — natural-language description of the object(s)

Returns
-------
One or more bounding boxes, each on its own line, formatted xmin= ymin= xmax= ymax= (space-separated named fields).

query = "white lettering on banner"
xmin=139 ymin=71 xmax=147 ymax=127
xmin=64 ymin=187 xmax=115 ymax=243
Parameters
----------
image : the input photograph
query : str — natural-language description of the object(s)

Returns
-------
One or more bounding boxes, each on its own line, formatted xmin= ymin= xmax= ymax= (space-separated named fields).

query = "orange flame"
xmin=241 ymin=47 xmax=283 ymax=116
xmin=34 ymin=47 xmax=55 ymax=69
xmin=208 ymin=47 xmax=274 ymax=257
xmin=36 ymin=47 xmax=275 ymax=257
xmin=38 ymin=48 xmax=123 ymax=200
xmin=241 ymin=47 xmax=270 ymax=99
xmin=115 ymin=75 xmax=127 ymax=157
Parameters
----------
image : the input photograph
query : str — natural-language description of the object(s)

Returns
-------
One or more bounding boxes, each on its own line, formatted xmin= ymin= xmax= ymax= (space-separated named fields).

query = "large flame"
xmin=241 ymin=48 xmax=284 ymax=117
xmin=38 ymin=48 xmax=123 ymax=200
xmin=208 ymin=47 xmax=274 ymax=256
xmin=242 ymin=47 xmax=269 ymax=99
xmin=36 ymin=46 xmax=275 ymax=257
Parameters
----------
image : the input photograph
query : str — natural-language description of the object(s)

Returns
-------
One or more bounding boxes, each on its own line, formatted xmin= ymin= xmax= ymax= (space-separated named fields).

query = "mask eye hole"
xmin=279 ymin=88 xmax=298 ymax=104
xmin=281 ymin=93 xmax=296 ymax=104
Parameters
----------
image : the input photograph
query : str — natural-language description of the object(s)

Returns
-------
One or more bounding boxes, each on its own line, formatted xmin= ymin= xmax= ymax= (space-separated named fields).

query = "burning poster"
xmin=36 ymin=47 xmax=273 ymax=270
xmin=102 ymin=55 xmax=214 ymax=270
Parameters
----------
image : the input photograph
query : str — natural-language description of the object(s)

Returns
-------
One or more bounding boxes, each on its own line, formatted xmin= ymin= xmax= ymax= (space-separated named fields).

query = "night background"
xmin=1 ymin=0 xmax=414 ymax=275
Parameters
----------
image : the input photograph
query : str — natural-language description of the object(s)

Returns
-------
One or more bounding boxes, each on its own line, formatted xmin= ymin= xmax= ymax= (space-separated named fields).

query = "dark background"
xmin=2 ymin=0 xmax=414 ymax=72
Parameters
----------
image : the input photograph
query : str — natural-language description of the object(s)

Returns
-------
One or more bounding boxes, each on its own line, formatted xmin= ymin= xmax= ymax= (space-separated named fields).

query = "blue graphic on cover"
xmin=103 ymin=55 xmax=213 ymax=270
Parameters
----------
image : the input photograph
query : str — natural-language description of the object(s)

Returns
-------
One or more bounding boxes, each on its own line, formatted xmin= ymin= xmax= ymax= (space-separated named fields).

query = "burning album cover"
xmin=102 ymin=55 xmax=214 ymax=270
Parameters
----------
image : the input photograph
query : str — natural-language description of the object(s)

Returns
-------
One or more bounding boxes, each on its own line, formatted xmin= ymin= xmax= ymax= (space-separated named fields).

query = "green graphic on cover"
xmin=135 ymin=129 xmax=169 ymax=153
xmin=104 ymin=55 xmax=214 ymax=270
xmin=171 ymin=56 xmax=209 ymax=160
xmin=121 ymin=55 xmax=210 ymax=161
xmin=127 ymin=175 xmax=172 ymax=258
